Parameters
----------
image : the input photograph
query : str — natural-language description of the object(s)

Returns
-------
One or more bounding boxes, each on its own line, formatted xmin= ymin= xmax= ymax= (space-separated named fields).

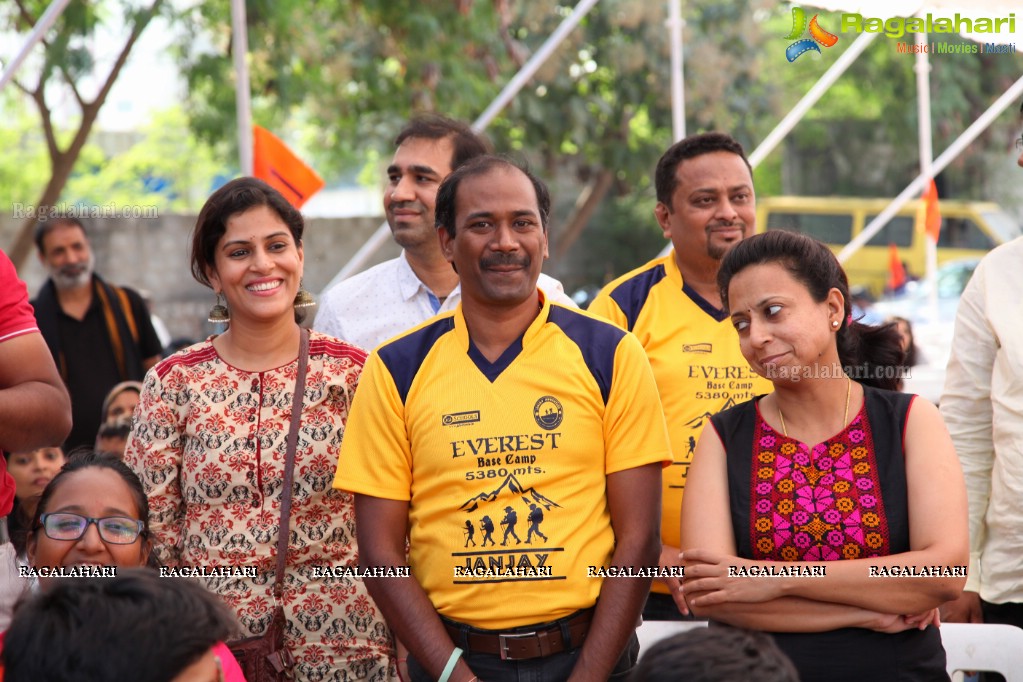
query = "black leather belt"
xmin=443 ymin=608 xmax=594 ymax=660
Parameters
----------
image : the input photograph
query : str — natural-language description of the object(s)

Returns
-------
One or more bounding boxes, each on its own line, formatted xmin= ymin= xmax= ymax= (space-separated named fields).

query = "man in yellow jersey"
xmin=589 ymin=132 xmax=773 ymax=620
xmin=335 ymin=156 xmax=670 ymax=681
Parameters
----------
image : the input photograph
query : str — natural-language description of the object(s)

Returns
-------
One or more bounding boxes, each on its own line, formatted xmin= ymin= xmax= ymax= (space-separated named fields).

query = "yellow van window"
xmin=865 ymin=215 xmax=914 ymax=247
xmin=766 ymin=212 xmax=853 ymax=243
xmin=938 ymin=218 xmax=996 ymax=250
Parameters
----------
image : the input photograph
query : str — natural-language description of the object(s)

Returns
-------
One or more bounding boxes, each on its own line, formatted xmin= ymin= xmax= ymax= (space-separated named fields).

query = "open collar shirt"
xmin=314 ymin=251 xmax=576 ymax=352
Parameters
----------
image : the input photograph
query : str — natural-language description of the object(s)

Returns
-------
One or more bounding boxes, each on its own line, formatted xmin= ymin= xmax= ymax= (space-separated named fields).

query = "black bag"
xmin=227 ymin=329 xmax=308 ymax=681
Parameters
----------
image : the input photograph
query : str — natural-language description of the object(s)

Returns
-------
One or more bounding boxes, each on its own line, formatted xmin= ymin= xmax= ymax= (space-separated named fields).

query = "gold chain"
xmin=778 ymin=376 xmax=851 ymax=438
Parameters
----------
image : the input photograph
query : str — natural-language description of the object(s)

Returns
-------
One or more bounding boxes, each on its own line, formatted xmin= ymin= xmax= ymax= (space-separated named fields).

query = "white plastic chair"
xmin=636 ymin=619 xmax=708 ymax=658
xmin=941 ymin=623 xmax=1023 ymax=682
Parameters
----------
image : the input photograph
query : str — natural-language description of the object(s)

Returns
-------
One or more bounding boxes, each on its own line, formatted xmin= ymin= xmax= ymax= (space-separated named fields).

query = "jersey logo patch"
xmin=443 ymin=410 xmax=481 ymax=427
xmin=682 ymin=342 xmax=713 ymax=353
xmin=533 ymin=396 xmax=563 ymax=430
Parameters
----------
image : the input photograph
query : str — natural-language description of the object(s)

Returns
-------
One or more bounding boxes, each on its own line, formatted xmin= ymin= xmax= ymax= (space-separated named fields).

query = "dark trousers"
xmin=407 ymin=632 xmax=639 ymax=682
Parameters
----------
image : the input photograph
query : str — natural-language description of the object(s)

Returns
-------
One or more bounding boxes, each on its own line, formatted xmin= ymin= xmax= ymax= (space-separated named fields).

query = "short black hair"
xmin=434 ymin=156 xmax=551 ymax=238
xmin=394 ymin=115 xmax=493 ymax=172
xmin=628 ymin=627 xmax=799 ymax=682
xmin=654 ymin=132 xmax=752 ymax=206
xmin=190 ymin=177 xmax=304 ymax=288
xmin=34 ymin=216 xmax=88 ymax=255
xmin=2 ymin=568 xmax=237 ymax=682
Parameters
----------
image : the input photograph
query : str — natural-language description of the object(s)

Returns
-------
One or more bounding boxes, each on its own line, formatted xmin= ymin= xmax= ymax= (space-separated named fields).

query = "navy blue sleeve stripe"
xmin=607 ymin=264 xmax=667 ymax=331
xmin=376 ymin=317 xmax=455 ymax=404
xmin=548 ymin=306 xmax=626 ymax=405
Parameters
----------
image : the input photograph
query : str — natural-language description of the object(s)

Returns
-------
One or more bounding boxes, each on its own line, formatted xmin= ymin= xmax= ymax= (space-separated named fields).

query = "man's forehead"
xmin=675 ymin=152 xmax=751 ymax=185
xmin=390 ymin=136 xmax=455 ymax=173
xmin=455 ymin=166 xmax=538 ymax=211
xmin=44 ymin=223 xmax=89 ymax=249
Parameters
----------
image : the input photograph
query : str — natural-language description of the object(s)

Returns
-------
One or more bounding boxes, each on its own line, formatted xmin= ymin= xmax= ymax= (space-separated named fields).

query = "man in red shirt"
xmin=0 ymin=249 xmax=72 ymax=627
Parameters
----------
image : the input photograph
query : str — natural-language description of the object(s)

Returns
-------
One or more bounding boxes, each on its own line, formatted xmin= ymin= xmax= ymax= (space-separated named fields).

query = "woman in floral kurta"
xmin=125 ymin=178 xmax=393 ymax=681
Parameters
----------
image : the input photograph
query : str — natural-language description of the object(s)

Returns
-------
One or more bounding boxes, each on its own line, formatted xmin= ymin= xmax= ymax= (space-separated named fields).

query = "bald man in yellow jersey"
xmin=590 ymin=132 xmax=773 ymax=620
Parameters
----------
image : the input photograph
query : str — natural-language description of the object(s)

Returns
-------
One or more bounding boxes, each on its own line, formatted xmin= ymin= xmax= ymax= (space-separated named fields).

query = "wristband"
xmin=438 ymin=647 xmax=463 ymax=682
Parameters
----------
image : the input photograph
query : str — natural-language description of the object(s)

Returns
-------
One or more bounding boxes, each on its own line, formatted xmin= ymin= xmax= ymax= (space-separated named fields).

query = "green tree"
xmin=62 ymin=106 xmax=223 ymax=212
xmin=3 ymin=0 xmax=167 ymax=268
xmin=177 ymin=0 xmax=782 ymax=286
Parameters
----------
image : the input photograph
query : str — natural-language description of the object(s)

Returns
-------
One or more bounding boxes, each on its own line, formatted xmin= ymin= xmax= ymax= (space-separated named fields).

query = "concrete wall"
xmin=1 ymin=214 xmax=400 ymax=345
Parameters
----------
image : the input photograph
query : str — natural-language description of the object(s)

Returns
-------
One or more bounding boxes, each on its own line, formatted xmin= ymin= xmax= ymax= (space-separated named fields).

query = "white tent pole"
xmin=231 ymin=0 xmax=253 ymax=176
xmin=914 ymin=23 xmax=938 ymax=311
xmin=667 ymin=0 xmax=686 ymax=142
xmin=474 ymin=0 xmax=601 ymax=131
xmin=838 ymin=73 xmax=1023 ymax=264
xmin=323 ymin=0 xmax=601 ymax=292
xmin=748 ymin=31 xmax=878 ymax=169
xmin=0 ymin=0 xmax=73 ymax=93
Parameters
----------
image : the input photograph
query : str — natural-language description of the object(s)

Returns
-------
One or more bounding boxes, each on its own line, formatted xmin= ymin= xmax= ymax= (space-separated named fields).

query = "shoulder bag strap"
xmin=274 ymin=327 xmax=309 ymax=600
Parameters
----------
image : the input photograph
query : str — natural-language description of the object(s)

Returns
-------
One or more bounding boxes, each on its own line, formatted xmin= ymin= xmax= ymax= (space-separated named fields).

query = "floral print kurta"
xmin=125 ymin=332 xmax=393 ymax=681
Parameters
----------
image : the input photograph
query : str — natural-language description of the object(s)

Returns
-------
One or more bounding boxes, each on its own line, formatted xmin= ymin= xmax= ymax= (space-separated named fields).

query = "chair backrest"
xmin=636 ymin=620 xmax=709 ymax=658
xmin=941 ymin=623 xmax=1023 ymax=681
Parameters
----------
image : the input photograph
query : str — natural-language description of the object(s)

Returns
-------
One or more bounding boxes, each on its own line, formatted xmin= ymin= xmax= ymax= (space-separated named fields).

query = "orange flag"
xmin=253 ymin=125 xmax=324 ymax=208
xmin=920 ymin=179 xmax=942 ymax=243
xmin=887 ymin=243 xmax=907 ymax=292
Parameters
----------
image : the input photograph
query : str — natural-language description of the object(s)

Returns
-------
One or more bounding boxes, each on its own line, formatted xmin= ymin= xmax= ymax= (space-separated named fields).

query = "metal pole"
xmin=914 ymin=25 xmax=937 ymax=312
xmin=838 ymin=73 xmax=1023 ymax=264
xmin=323 ymin=0 xmax=602 ymax=292
xmin=231 ymin=0 xmax=253 ymax=176
xmin=667 ymin=0 xmax=686 ymax=142
xmin=473 ymin=0 xmax=601 ymax=131
xmin=0 ymin=0 xmax=74 ymax=93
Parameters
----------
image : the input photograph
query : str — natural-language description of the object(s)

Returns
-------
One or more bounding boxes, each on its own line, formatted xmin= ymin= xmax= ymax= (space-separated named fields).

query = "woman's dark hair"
xmin=717 ymin=230 xmax=905 ymax=390
xmin=890 ymin=316 xmax=919 ymax=367
xmin=6 ymin=494 xmax=32 ymax=557
xmin=190 ymin=177 xmax=305 ymax=288
xmin=2 ymin=568 xmax=237 ymax=682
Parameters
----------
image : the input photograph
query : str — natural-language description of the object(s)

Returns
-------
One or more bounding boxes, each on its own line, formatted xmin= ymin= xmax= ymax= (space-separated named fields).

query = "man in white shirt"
xmin=939 ymin=124 xmax=1023 ymax=628
xmin=315 ymin=116 xmax=574 ymax=351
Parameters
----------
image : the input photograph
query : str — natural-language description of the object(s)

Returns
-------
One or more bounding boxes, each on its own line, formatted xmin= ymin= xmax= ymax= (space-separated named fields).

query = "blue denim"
xmin=407 ymin=633 xmax=639 ymax=682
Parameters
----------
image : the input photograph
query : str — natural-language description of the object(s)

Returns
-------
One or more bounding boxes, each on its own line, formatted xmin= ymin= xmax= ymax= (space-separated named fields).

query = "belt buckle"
xmin=498 ymin=630 xmax=537 ymax=660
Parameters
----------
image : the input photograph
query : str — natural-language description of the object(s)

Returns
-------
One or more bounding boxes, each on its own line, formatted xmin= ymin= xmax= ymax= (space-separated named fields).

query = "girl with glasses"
xmin=26 ymin=450 xmax=152 ymax=577
xmin=0 ymin=451 xmax=247 ymax=681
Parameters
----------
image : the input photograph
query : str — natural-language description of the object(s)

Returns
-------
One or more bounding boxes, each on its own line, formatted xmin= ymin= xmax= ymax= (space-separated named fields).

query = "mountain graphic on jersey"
xmin=683 ymin=396 xmax=739 ymax=431
xmin=459 ymin=474 xmax=561 ymax=514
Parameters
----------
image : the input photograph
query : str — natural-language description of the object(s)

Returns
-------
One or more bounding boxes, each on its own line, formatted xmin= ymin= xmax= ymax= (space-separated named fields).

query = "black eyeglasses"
xmin=1017 ymin=135 xmax=1023 ymax=150
xmin=38 ymin=512 xmax=145 ymax=544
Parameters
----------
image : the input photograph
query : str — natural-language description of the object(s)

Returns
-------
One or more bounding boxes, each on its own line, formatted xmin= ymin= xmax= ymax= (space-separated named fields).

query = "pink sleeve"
xmin=213 ymin=641 xmax=248 ymax=682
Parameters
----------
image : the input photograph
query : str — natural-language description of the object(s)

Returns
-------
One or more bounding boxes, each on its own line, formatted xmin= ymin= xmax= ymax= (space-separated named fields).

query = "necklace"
xmin=778 ymin=376 xmax=851 ymax=438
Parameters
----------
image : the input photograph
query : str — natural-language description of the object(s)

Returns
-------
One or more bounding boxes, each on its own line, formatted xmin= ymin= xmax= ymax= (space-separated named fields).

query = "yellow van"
xmin=755 ymin=197 xmax=1021 ymax=295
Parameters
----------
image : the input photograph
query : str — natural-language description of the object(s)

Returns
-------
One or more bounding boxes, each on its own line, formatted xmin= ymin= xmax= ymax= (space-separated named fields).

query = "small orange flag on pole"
xmin=921 ymin=179 xmax=942 ymax=243
xmin=252 ymin=125 xmax=324 ymax=208
xmin=887 ymin=243 xmax=907 ymax=292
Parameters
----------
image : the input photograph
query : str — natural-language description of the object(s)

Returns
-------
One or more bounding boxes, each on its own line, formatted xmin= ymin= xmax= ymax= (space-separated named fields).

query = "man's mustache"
xmin=481 ymin=254 xmax=530 ymax=269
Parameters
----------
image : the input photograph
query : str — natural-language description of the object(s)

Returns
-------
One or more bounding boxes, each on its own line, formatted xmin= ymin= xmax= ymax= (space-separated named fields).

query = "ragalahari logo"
xmin=784 ymin=7 xmax=839 ymax=62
